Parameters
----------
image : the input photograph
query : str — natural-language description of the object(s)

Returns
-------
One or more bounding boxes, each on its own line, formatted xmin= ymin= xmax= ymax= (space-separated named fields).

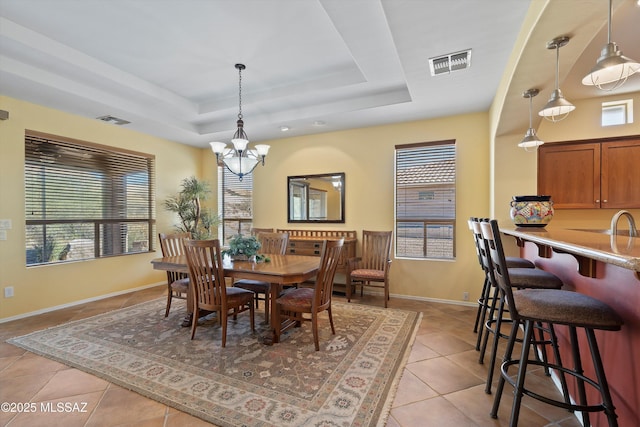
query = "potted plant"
xmin=223 ymin=234 xmax=261 ymax=261
xmin=164 ymin=177 xmax=220 ymax=240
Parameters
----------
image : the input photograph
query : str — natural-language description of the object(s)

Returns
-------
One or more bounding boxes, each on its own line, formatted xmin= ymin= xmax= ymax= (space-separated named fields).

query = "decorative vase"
xmin=509 ymin=195 xmax=554 ymax=227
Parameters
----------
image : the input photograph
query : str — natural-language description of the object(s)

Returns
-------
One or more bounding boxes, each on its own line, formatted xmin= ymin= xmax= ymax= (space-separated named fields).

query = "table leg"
xmin=263 ymin=283 xmax=282 ymax=345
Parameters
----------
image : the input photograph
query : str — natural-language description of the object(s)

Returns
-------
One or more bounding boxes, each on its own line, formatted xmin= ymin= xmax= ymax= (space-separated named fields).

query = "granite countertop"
xmin=500 ymin=226 xmax=640 ymax=273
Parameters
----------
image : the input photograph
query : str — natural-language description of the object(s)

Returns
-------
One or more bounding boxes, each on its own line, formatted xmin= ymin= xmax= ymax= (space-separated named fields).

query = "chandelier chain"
xmin=237 ymin=66 xmax=243 ymax=120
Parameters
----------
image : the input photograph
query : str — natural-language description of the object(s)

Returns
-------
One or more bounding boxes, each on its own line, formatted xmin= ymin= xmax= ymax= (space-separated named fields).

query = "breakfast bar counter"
xmin=500 ymin=226 xmax=640 ymax=427
xmin=501 ymin=226 xmax=640 ymax=277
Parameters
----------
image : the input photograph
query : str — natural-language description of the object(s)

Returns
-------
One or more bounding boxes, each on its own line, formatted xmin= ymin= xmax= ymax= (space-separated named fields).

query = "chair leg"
xmin=328 ymin=306 xmax=335 ymax=335
xmin=384 ymin=280 xmax=389 ymax=308
xmin=221 ymin=311 xmax=228 ymax=348
xmin=346 ymin=276 xmax=352 ymax=302
xmin=490 ymin=317 xmax=520 ymax=418
xmin=249 ymin=301 xmax=255 ymax=332
xmin=165 ymin=287 xmax=172 ymax=317
xmin=509 ymin=320 xmax=534 ymax=427
xmin=473 ymin=277 xmax=490 ymax=334
xmin=274 ymin=304 xmax=282 ymax=344
xmin=479 ymin=285 xmax=500 ymax=364
xmin=312 ymin=313 xmax=320 ymax=351
xmin=569 ymin=326 xmax=590 ymax=427
xmin=485 ymin=293 xmax=506 ymax=394
xmin=190 ymin=304 xmax=198 ymax=340
xmin=585 ymin=328 xmax=619 ymax=427
xmin=547 ymin=323 xmax=572 ymax=410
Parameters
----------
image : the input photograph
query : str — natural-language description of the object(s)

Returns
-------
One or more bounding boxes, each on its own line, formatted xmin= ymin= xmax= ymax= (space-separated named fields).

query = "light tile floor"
xmin=0 ymin=286 xmax=582 ymax=426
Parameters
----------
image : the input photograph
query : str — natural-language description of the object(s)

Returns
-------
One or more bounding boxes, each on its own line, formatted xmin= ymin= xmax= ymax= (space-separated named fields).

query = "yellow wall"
xmin=0 ymin=97 xmax=491 ymax=320
xmin=252 ymin=112 xmax=489 ymax=303
xmin=0 ymin=96 xmax=204 ymax=320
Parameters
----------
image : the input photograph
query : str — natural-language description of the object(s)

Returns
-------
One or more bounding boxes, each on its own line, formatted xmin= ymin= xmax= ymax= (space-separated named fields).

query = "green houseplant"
xmin=223 ymin=234 xmax=262 ymax=261
xmin=164 ymin=177 xmax=220 ymax=240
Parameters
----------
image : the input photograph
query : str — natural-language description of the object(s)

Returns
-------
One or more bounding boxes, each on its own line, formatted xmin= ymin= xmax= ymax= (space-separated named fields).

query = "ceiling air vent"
xmin=429 ymin=49 xmax=472 ymax=76
xmin=96 ymin=115 xmax=130 ymax=125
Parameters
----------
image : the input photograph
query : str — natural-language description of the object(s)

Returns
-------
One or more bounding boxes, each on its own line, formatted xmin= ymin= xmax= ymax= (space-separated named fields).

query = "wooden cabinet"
xmin=278 ymin=229 xmax=358 ymax=292
xmin=277 ymin=229 xmax=357 ymax=289
xmin=538 ymin=136 xmax=640 ymax=209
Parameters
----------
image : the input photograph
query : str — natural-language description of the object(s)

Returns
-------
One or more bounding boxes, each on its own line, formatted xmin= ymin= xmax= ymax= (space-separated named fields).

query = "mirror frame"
xmin=287 ymin=172 xmax=345 ymax=223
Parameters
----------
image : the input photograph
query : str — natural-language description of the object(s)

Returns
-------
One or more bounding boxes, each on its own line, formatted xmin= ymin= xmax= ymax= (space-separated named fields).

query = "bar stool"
xmin=468 ymin=217 xmax=534 ymax=349
xmin=472 ymin=218 xmax=564 ymax=394
xmin=481 ymin=219 xmax=623 ymax=427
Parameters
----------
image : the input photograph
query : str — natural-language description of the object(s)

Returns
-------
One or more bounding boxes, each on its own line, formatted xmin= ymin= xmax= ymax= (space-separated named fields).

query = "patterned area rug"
xmin=9 ymin=298 xmax=420 ymax=427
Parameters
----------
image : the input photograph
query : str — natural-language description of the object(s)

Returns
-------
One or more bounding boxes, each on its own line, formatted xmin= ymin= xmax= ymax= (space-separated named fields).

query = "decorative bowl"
xmin=509 ymin=195 xmax=554 ymax=227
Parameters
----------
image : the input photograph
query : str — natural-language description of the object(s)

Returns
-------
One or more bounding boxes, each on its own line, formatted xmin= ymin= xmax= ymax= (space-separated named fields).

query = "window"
xmin=601 ymin=99 xmax=633 ymax=127
xmin=25 ymin=131 xmax=155 ymax=266
xmin=395 ymin=140 xmax=456 ymax=259
xmin=218 ymin=167 xmax=253 ymax=244
xmin=308 ymin=188 xmax=327 ymax=220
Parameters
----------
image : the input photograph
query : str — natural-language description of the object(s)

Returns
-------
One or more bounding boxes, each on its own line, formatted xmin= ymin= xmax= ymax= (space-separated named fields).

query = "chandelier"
xmin=210 ymin=64 xmax=270 ymax=181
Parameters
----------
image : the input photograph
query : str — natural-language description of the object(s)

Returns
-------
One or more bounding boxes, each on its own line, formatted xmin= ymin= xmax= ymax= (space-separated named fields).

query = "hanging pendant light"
xmin=582 ymin=0 xmax=640 ymax=91
xmin=519 ymin=89 xmax=544 ymax=151
xmin=210 ymin=64 xmax=270 ymax=181
xmin=539 ymin=36 xmax=575 ymax=122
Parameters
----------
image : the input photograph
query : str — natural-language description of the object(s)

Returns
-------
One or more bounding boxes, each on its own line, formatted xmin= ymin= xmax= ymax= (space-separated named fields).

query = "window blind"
xmin=24 ymin=131 xmax=155 ymax=265
xmin=220 ymin=167 xmax=253 ymax=244
xmin=395 ymin=140 xmax=456 ymax=259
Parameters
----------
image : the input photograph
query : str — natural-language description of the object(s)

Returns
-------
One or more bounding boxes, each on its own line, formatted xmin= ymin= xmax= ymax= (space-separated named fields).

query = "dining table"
xmin=151 ymin=253 xmax=321 ymax=344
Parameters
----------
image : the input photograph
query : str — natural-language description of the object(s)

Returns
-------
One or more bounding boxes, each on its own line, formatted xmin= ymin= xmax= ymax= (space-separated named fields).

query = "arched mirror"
xmin=288 ymin=173 xmax=345 ymax=223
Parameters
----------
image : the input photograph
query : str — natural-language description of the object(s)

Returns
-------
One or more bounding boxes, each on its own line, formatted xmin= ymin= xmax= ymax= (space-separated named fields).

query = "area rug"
xmin=8 ymin=298 xmax=421 ymax=427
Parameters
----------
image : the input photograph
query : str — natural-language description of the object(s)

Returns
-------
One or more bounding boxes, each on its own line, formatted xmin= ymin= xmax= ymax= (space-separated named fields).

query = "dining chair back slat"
xmin=257 ymin=232 xmax=289 ymax=255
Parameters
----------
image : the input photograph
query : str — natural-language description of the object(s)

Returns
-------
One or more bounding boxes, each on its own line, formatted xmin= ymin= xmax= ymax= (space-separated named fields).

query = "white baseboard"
xmin=0 ymin=282 xmax=165 ymax=324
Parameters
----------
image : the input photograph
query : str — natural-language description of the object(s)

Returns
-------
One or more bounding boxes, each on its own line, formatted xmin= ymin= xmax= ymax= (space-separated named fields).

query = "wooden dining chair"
xmin=250 ymin=227 xmax=274 ymax=236
xmin=233 ymin=232 xmax=289 ymax=321
xmin=346 ymin=230 xmax=393 ymax=307
xmin=274 ymin=238 xmax=344 ymax=351
xmin=183 ymin=239 xmax=255 ymax=347
xmin=158 ymin=232 xmax=191 ymax=317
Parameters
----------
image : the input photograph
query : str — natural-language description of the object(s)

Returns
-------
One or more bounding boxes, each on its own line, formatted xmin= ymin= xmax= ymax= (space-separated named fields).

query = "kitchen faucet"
xmin=610 ymin=210 xmax=638 ymax=237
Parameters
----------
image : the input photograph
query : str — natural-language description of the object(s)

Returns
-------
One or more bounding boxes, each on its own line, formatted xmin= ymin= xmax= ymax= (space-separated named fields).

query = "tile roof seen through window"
xmin=397 ymin=159 xmax=455 ymax=185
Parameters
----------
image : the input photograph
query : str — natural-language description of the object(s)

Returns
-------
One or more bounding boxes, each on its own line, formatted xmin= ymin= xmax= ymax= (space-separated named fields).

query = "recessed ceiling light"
xmin=312 ymin=120 xmax=326 ymax=127
xmin=280 ymin=126 xmax=290 ymax=132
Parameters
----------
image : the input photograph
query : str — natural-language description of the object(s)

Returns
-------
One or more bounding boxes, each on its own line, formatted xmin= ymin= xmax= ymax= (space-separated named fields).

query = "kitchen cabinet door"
xmin=601 ymin=139 xmax=640 ymax=208
xmin=538 ymin=142 xmax=601 ymax=209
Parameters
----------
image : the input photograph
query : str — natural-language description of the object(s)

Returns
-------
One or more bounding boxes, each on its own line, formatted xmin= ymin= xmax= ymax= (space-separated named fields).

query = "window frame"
xmin=601 ymin=99 xmax=634 ymax=127
xmin=24 ymin=130 xmax=156 ymax=267
xmin=394 ymin=140 xmax=456 ymax=260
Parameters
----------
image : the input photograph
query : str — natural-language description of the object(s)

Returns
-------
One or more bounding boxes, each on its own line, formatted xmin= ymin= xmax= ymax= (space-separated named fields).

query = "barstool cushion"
xmin=505 ymin=257 xmax=535 ymax=269
xmin=514 ymin=289 xmax=623 ymax=330
xmin=508 ymin=268 xmax=563 ymax=289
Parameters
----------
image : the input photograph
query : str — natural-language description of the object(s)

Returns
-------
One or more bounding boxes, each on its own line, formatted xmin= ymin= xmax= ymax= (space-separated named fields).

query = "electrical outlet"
xmin=4 ymin=287 xmax=14 ymax=298
xmin=0 ymin=219 xmax=12 ymax=229
xmin=463 ymin=292 xmax=469 ymax=301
